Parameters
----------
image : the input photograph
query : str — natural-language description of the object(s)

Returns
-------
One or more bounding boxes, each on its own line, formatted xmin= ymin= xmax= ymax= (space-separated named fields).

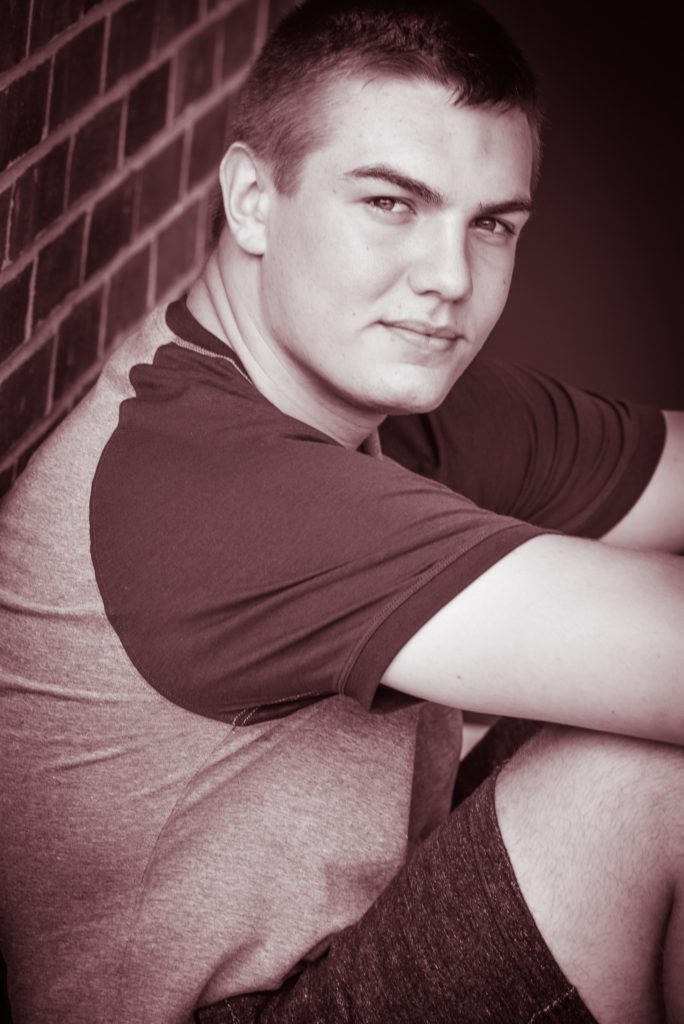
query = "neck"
xmin=186 ymin=239 xmax=383 ymax=449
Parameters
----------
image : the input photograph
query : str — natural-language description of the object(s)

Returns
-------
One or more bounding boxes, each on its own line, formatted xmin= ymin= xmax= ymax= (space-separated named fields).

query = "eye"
xmin=475 ymin=216 xmax=515 ymax=237
xmin=366 ymin=196 xmax=413 ymax=216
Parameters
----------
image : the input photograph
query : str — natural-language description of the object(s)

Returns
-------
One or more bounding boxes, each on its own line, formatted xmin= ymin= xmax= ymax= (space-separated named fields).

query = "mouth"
xmin=380 ymin=320 xmax=462 ymax=353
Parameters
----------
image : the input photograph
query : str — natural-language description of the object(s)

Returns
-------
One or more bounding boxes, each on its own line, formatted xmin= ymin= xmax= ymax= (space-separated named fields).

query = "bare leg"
xmin=495 ymin=726 xmax=684 ymax=1024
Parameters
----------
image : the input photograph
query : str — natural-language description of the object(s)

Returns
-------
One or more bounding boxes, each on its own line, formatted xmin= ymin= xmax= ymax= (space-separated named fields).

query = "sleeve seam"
xmin=337 ymin=521 xmax=539 ymax=701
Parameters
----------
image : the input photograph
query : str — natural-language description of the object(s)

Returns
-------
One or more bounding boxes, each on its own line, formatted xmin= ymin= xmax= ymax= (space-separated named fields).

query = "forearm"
xmin=383 ymin=536 xmax=684 ymax=746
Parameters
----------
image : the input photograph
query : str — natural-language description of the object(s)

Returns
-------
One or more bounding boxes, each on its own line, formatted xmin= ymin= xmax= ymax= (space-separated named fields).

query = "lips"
xmin=382 ymin=320 xmax=460 ymax=341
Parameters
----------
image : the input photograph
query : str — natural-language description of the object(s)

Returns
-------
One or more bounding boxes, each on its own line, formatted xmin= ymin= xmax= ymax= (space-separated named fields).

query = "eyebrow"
xmin=344 ymin=164 xmax=533 ymax=216
xmin=478 ymin=199 xmax=534 ymax=217
xmin=344 ymin=165 xmax=445 ymax=206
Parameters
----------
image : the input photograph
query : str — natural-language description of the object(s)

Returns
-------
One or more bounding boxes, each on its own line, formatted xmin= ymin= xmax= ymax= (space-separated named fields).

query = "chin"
xmin=373 ymin=370 xmax=466 ymax=417
xmin=369 ymin=383 xmax=454 ymax=418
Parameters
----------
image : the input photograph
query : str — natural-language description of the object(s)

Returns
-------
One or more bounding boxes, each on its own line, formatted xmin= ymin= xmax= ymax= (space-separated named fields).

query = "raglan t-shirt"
xmin=0 ymin=299 xmax=665 ymax=1024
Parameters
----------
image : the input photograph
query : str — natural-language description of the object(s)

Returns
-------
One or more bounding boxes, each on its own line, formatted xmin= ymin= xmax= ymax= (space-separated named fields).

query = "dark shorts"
xmin=196 ymin=719 xmax=597 ymax=1024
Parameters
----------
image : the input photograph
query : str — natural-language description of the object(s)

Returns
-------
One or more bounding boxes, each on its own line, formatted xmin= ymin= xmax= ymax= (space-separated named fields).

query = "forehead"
xmin=302 ymin=74 xmax=535 ymax=202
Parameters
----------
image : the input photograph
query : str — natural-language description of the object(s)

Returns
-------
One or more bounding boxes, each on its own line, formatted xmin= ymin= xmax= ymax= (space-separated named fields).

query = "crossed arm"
xmin=383 ymin=410 xmax=684 ymax=745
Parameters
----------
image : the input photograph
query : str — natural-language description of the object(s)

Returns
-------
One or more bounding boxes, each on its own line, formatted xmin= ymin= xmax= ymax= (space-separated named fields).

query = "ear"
xmin=219 ymin=143 xmax=271 ymax=256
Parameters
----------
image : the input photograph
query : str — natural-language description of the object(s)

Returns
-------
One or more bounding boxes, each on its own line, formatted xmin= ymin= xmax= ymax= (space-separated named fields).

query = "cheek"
xmin=262 ymin=225 xmax=327 ymax=326
xmin=473 ymin=256 xmax=515 ymax=331
xmin=493 ymin=270 xmax=513 ymax=312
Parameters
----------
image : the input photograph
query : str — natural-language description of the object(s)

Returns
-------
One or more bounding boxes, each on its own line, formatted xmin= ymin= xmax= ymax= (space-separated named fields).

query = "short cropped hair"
xmin=230 ymin=0 xmax=543 ymax=195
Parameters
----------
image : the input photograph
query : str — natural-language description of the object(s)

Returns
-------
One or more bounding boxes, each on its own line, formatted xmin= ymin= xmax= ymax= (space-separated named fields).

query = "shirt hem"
xmin=341 ymin=521 xmax=545 ymax=708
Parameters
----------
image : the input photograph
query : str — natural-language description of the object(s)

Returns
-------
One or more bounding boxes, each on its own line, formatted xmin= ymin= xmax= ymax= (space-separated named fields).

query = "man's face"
xmin=258 ymin=75 xmax=535 ymax=420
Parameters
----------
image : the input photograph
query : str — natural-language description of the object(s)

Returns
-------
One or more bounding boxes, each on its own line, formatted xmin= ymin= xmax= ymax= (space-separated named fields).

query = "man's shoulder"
xmin=12 ymin=306 xmax=171 ymax=486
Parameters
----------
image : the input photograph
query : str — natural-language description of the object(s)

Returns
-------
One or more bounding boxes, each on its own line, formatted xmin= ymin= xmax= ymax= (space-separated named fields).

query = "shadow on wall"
xmin=481 ymin=0 xmax=683 ymax=409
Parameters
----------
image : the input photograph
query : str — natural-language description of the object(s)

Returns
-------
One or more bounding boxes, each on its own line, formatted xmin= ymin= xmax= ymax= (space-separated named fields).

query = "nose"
xmin=408 ymin=219 xmax=473 ymax=303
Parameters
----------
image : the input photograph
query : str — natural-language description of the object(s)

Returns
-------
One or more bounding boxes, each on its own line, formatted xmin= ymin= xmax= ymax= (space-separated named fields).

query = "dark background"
xmin=480 ymin=0 xmax=682 ymax=408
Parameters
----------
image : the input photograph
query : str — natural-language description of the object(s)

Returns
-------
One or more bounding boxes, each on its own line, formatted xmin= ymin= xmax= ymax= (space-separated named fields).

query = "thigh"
xmin=196 ymin=768 xmax=596 ymax=1024
xmin=495 ymin=725 xmax=683 ymax=1024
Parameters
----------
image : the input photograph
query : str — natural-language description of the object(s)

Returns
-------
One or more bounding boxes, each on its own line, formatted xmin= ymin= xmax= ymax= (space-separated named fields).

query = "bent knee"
xmin=492 ymin=729 xmax=682 ymax=1024
xmin=496 ymin=725 xmax=683 ymax=843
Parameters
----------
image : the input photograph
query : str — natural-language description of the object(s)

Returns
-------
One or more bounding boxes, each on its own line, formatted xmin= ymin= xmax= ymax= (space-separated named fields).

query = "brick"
xmin=156 ymin=203 xmax=198 ymax=298
xmin=155 ymin=0 xmax=199 ymax=49
xmin=33 ymin=216 xmax=85 ymax=324
xmin=1 ymin=0 xmax=30 ymax=73
xmin=9 ymin=142 xmax=69 ymax=261
xmin=174 ymin=26 xmax=216 ymax=115
xmin=106 ymin=246 xmax=150 ymax=344
xmin=86 ymin=174 xmax=137 ymax=276
xmin=0 ymin=264 xmax=32 ymax=363
xmin=49 ymin=21 xmax=104 ymax=130
xmin=222 ymin=0 xmax=259 ymax=78
xmin=30 ymin=0 xmax=86 ymax=52
xmin=0 ymin=189 xmax=10 ymax=267
xmin=188 ymin=99 xmax=228 ymax=186
xmin=125 ymin=62 xmax=170 ymax=157
xmin=54 ymin=288 xmax=102 ymax=401
xmin=0 ymin=340 xmax=54 ymax=455
xmin=69 ymin=100 xmax=123 ymax=204
xmin=106 ymin=0 xmax=156 ymax=89
xmin=0 ymin=62 xmax=50 ymax=174
xmin=138 ymin=136 xmax=183 ymax=230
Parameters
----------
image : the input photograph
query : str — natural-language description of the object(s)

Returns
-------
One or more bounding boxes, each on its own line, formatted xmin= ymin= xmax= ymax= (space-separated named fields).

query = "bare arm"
xmin=602 ymin=409 xmax=684 ymax=553
xmin=383 ymin=534 xmax=684 ymax=745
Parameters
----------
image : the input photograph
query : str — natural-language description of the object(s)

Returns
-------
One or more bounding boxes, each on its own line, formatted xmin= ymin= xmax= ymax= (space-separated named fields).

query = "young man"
xmin=1 ymin=1 xmax=682 ymax=1022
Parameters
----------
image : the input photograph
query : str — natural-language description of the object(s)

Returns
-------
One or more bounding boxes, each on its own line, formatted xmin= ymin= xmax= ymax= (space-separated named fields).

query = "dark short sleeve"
xmin=379 ymin=357 xmax=666 ymax=538
xmin=91 ymin=344 xmax=543 ymax=722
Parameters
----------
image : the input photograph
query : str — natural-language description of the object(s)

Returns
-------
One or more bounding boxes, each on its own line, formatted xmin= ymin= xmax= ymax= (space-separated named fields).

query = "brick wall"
xmin=0 ymin=0 xmax=292 ymax=497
